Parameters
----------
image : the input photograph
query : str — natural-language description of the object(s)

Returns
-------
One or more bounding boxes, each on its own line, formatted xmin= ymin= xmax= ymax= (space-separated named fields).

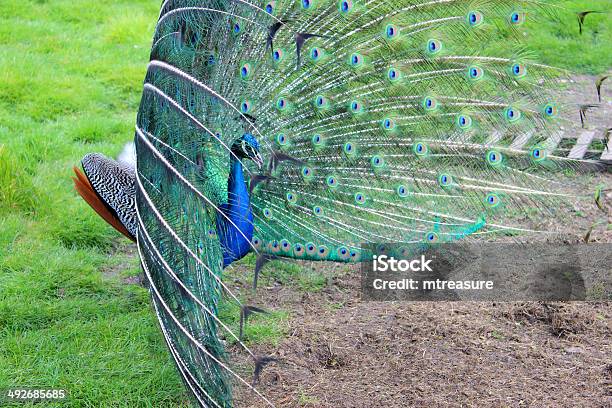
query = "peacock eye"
xmin=349 ymin=53 xmax=363 ymax=67
xmin=425 ymin=232 xmax=439 ymax=243
xmin=530 ymin=146 xmax=546 ymax=162
xmin=385 ymin=24 xmax=398 ymax=39
xmin=504 ymin=106 xmax=521 ymax=122
xmin=273 ymin=49 xmax=283 ymax=62
xmin=427 ymin=39 xmax=442 ymax=54
xmin=387 ymin=67 xmax=400 ymax=81
xmin=240 ymin=63 xmax=251 ymax=79
xmin=543 ymin=103 xmax=557 ymax=117
xmin=510 ymin=12 xmax=525 ymax=25
xmin=467 ymin=11 xmax=483 ymax=27
xmin=485 ymin=193 xmax=500 ymax=208
xmin=311 ymin=47 xmax=321 ymax=60
xmin=339 ymin=0 xmax=353 ymax=13
xmin=486 ymin=150 xmax=503 ymax=166
xmin=511 ymin=63 xmax=527 ymax=77
xmin=468 ymin=66 xmax=483 ymax=80
xmin=241 ymin=100 xmax=251 ymax=113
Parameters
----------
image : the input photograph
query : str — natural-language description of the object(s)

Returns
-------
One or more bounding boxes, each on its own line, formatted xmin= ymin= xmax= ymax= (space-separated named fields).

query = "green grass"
xmin=474 ymin=2 xmax=611 ymax=74
xmin=232 ymin=254 xmax=330 ymax=292
xmin=0 ymin=0 xmax=190 ymax=406
xmin=523 ymin=2 xmax=611 ymax=74
xmin=218 ymin=301 xmax=289 ymax=347
xmin=0 ymin=0 xmax=609 ymax=407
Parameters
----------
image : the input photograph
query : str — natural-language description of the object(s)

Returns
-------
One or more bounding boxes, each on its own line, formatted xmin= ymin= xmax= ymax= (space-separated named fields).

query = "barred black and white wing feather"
xmin=73 ymin=153 xmax=137 ymax=241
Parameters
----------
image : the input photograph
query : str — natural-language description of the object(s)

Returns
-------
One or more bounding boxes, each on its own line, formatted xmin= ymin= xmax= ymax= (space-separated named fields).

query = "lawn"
xmin=522 ymin=1 xmax=611 ymax=74
xmin=0 ymin=0 xmax=609 ymax=407
xmin=0 ymin=1 xmax=190 ymax=406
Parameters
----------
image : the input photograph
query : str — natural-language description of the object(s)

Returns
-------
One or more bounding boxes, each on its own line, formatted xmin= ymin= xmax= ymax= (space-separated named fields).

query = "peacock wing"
xmin=80 ymin=153 xmax=138 ymax=239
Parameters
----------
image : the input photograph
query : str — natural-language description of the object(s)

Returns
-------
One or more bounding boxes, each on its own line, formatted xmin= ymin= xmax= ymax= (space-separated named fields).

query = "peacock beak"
xmin=252 ymin=152 xmax=263 ymax=169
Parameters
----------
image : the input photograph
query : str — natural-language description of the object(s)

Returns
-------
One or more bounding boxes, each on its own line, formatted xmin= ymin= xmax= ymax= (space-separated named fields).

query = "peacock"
xmin=71 ymin=0 xmax=609 ymax=406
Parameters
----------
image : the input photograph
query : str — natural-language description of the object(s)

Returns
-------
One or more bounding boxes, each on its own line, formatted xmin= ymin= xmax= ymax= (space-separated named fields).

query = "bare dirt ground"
xmin=231 ymin=263 xmax=610 ymax=407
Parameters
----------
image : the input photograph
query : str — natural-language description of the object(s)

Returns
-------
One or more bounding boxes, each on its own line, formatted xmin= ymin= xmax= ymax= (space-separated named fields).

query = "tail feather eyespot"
xmin=530 ymin=146 xmax=546 ymax=162
xmin=349 ymin=53 xmax=363 ymax=67
xmin=427 ymin=39 xmax=442 ymax=54
xmin=294 ymin=243 xmax=305 ymax=257
xmin=286 ymin=191 xmax=297 ymax=203
xmin=396 ymin=184 xmax=409 ymax=198
xmin=311 ymin=47 xmax=322 ymax=61
xmin=468 ymin=66 xmax=484 ymax=80
xmin=504 ymin=106 xmax=521 ymax=122
xmin=337 ymin=246 xmax=350 ymax=260
xmin=385 ymin=24 xmax=399 ymax=39
xmin=456 ymin=114 xmax=473 ymax=130
xmin=281 ymin=239 xmax=291 ymax=252
xmin=438 ymin=173 xmax=453 ymax=187
xmin=343 ymin=142 xmax=356 ymax=155
xmin=510 ymin=11 xmax=526 ymax=25
xmin=467 ymin=11 xmax=484 ymax=27
xmin=485 ymin=193 xmax=501 ymax=208
xmin=276 ymin=96 xmax=288 ymax=111
xmin=414 ymin=142 xmax=428 ymax=156
xmin=354 ymin=192 xmax=366 ymax=204
xmin=423 ymin=97 xmax=438 ymax=111
xmin=272 ymin=49 xmax=284 ymax=62
xmin=239 ymin=63 xmax=251 ymax=79
xmin=339 ymin=0 xmax=353 ymax=13
xmin=510 ymin=63 xmax=527 ymax=78
xmin=387 ymin=67 xmax=400 ymax=81
xmin=317 ymin=245 xmax=329 ymax=259
xmin=486 ymin=150 xmax=503 ymax=166
xmin=543 ymin=103 xmax=558 ymax=118
xmin=425 ymin=232 xmax=439 ymax=243
xmin=276 ymin=133 xmax=288 ymax=146
xmin=305 ymin=242 xmax=317 ymax=256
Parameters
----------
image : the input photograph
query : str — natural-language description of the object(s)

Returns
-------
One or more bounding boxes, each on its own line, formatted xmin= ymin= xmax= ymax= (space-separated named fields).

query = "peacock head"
xmin=232 ymin=133 xmax=263 ymax=168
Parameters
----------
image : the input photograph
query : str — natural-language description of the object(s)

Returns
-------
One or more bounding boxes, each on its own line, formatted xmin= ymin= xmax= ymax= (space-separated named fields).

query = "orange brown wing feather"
xmin=72 ymin=166 xmax=135 ymax=242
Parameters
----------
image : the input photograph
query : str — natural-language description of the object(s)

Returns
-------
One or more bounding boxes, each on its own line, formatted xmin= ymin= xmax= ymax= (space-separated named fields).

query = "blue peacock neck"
xmin=218 ymin=156 xmax=254 ymax=267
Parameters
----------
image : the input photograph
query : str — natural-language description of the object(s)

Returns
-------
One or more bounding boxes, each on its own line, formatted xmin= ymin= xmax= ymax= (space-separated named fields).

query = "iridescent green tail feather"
xmin=134 ymin=1 xmax=603 ymax=406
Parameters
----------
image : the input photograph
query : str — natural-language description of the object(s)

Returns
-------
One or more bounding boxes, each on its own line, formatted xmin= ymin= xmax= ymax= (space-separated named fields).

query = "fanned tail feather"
xmin=134 ymin=0 xmax=608 ymax=406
